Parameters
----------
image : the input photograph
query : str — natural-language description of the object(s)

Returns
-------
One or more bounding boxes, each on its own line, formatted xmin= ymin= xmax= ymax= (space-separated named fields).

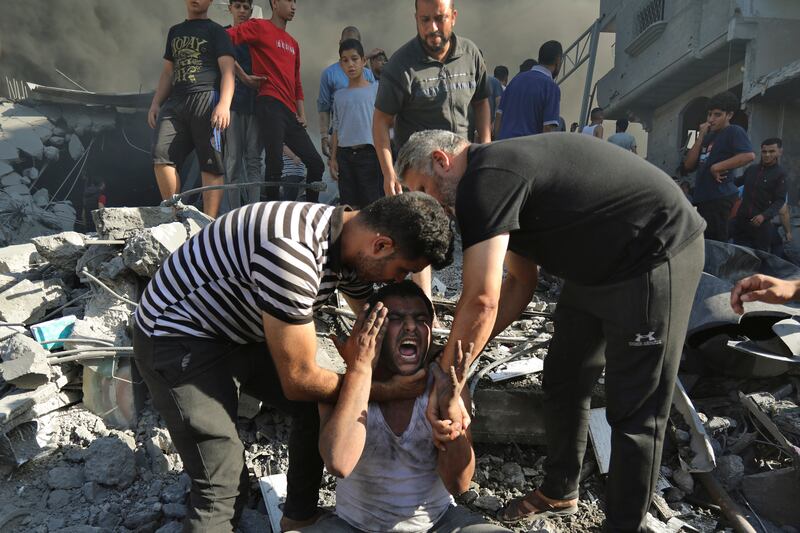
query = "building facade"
xmin=596 ymin=0 xmax=800 ymax=202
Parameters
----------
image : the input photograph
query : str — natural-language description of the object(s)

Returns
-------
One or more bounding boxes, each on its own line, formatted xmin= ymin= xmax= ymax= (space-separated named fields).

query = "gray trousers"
xmin=540 ymin=236 xmax=704 ymax=532
xmin=295 ymin=505 xmax=511 ymax=532
xmin=224 ymin=110 xmax=262 ymax=210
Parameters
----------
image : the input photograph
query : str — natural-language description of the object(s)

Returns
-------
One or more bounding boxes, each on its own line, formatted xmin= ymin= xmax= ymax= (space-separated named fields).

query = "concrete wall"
xmin=645 ymin=63 xmax=744 ymax=174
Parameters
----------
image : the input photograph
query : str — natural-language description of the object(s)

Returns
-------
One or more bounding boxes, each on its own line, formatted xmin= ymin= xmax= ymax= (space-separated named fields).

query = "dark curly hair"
xmin=707 ymin=91 xmax=739 ymax=113
xmin=358 ymin=192 xmax=454 ymax=270
xmin=367 ymin=280 xmax=434 ymax=319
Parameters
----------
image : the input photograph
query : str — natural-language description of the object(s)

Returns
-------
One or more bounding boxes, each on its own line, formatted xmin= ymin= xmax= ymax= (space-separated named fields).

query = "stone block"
xmin=123 ymin=222 xmax=187 ymax=277
xmin=84 ymin=436 xmax=137 ymax=489
xmin=68 ymin=134 xmax=84 ymax=160
xmin=93 ymin=206 xmax=177 ymax=240
xmin=32 ymin=231 xmax=85 ymax=270
xmin=0 ymin=333 xmax=51 ymax=389
xmin=0 ymin=243 xmax=40 ymax=273
xmin=1 ymin=173 xmax=22 ymax=187
xmin=713 ymin=454 xmax=744 ymax=491
xmin=32 ymin=188 xmax=48 ymax=207
xmin=0 ymin=278 xmax=67 ymax=324
xmin=43 ymin=146 xmax=60 ymax=161
xmin=471 ymin=388 xmax=547 ymax=445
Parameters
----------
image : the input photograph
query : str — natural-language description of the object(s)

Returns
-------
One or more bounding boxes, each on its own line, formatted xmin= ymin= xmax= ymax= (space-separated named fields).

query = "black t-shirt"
xmin=456 ymin=133 xmax=706 ymax=285
xmin=164 ymin=19 xmax=235 ymax=96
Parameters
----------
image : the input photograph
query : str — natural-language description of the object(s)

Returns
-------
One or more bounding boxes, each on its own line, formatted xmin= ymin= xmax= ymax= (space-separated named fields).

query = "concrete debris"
xmin=0 ymin=278 xmax=67 ymax=324
xmin=123 ymin=222 xmax=188 ymax=277
xmin=0 ymin=333 xmax=52 ymax=389
xmin=712 ymin=455 xmax=745 ymax=491
xmin=32 ymin=231 xmax=86 ymax=271
xmin=47 ymin=465 xmax=85 ymax=489
xmin=83 ymin=435 xmax=137 ymax=489
xmin=0 ymin=243 xmax=40 ymax=273
xmin=93 ymin=206 xmax=181 ymax=240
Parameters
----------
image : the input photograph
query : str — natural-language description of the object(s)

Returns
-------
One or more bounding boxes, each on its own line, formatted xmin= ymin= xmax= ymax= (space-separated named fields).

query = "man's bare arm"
xmin=594 ymin=124 xmax=604 ymax=139
xmin=490 ymin=251 xmax=539 ymax=339
xmin=493 ymin=112 xmax=503 ymax=140
xmin=262 ymin=313 xmax=342 ymax=402
xmin=148 ymin=60 xmax=174 ymax=129
xmin=440 ymin=234 xmax=509 ymax=370
xmin=780 ymin=204 xmax=793 ymax=242
xmin=373 ymin=108 xmax=401 ymax=195
xmin=436 ymin=385 xmax=475 ymax=495
xmin=472 ymin=98 xmax=491 ymax=144
xmin=319 ymin=111 xmax=331 ymax=157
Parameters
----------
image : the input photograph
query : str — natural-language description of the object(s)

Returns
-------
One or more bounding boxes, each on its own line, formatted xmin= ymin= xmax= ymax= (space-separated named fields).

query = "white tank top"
xmin=582 ymin=124 xmax=599 ymax=136
xmin=334 ymin=386 xmax=454 ymax=533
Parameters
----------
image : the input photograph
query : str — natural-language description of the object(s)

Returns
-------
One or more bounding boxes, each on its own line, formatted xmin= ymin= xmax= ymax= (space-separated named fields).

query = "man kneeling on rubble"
xmin=296 ymin=281 xmax=510 ymax=533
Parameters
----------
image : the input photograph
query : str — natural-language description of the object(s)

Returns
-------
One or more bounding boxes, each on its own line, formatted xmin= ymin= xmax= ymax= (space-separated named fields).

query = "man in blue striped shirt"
xmin=133 ymin=194 xmax=453 ymax=531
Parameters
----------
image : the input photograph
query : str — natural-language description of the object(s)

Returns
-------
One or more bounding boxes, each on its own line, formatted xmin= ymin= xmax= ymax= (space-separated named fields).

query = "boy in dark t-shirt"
xmin=148 ymin=0 xmax=235 ymax=219
xmin=683 ymin=91 xmax=755 ymax=241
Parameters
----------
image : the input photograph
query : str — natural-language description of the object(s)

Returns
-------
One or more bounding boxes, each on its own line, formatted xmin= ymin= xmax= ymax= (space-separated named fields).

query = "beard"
xmin=433 ymin=173 xmax=458 ymax=213
xmin=421 ymin=30 xmax=451 ymax=54
xmin=353 ymin=253 xmax=391 ymax=283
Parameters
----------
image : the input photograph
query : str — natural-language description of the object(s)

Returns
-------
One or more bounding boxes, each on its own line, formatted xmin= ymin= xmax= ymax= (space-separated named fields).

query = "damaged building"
xmin=596 ymin=0 xmax=800 ymax=201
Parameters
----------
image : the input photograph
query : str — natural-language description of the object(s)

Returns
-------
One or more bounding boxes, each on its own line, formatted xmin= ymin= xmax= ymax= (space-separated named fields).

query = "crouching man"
xmin=297 ymin=281 xmax=510 ymax=533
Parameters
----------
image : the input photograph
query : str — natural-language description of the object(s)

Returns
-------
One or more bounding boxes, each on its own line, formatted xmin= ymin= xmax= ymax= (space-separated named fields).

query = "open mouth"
xmin=398 ymin=339 xmax=418 ymax=360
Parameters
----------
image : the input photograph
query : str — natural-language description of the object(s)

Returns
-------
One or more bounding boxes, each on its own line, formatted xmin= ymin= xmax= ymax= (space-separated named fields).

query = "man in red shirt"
xmin=227 ymin=0 xmax=324 ymax=203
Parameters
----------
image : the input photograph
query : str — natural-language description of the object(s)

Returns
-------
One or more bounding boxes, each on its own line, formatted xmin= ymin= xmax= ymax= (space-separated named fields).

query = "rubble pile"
xmin=0 ymin=98 xmax=119 ymax=246
xmin=1 ymin=212 xmax=799 ymax=533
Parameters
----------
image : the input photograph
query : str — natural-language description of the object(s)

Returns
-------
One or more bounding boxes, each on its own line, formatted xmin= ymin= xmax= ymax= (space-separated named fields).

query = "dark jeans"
xmin=540 ymin=236 xmax=704 ymax=533
xmin=256 ymin=96 xmax=324 ymax=203
xmin=730 ymin=215 xmax=773 ymax=251
xmin=696 ymin=194 xmax=737 ymax=242
xmin=336 ymin=145 xmax=384 ymax=209
xmin=132 ymin=325 xmax=323 ymax=532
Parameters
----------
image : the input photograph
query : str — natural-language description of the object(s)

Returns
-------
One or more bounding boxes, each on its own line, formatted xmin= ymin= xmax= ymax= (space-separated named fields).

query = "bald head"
xmin=415 ymin=0 xmax=455 ymax=12
xmin=341 ymin=26 xmax=361 ymax=43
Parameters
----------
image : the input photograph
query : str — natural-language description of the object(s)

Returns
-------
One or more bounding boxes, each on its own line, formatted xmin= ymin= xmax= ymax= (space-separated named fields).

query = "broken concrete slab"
xmin=122 ymin=222 xmax=187 ymax=277
xmin=0 ymin=161 xmax=13 ymax=176
xmin=67 ymin=135 xmax=84 ymax=161
xmin=741 ymin=468 xmax=800 ymax=526
xmin=47 ymin=466 xmax=85 ymax=490
xmin=0 ymin=173 xmax=22 ymax=187
xmin=712 ymin=455 xmax=744 ymax=491
xmin=0 ymin=334 xmax=52 ymax=389
xmin=93 ymin=207 xmax=177 ymax=240
xmin=32 ymin=231 xmax=86 ymax=271
xmin=0 ymin=278 xmax=68 ymax=324
xmin=0 ymin=243 xmax=40 ymax=273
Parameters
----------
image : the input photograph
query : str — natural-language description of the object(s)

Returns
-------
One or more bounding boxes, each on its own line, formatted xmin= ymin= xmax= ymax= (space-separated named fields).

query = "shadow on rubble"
xmin=687 ymin=240 xmax=800 ymax=378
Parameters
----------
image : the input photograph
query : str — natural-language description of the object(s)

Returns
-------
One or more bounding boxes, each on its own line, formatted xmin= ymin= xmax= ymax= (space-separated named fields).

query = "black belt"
xmin=339 ymin=144 xmax=373 ymax=153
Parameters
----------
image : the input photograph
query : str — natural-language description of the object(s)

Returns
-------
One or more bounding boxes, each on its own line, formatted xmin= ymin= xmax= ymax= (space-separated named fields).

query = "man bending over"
xmin=299 ymin=281 xmax=510 ymax=533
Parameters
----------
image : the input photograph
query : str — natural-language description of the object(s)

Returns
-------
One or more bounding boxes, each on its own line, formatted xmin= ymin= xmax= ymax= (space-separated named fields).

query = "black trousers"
xmin=696 ymin=194 xmax=737 ymax=242
xmin=540 ymin=236 xmax=704 ymax=533
xmin=256 ymin=96 xmax=324 ymax=203
xmin=336 ymin=145 xmax=384 ymax=209
xmin=132 ymin=325 xmax=323 ymax=532
xmin=730 ymin=215 xmax=773 ymax=251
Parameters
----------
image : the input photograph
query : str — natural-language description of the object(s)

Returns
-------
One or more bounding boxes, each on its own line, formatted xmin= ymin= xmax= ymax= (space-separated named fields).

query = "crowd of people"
xmin=136 ymin=1 xmax=794 ymax=533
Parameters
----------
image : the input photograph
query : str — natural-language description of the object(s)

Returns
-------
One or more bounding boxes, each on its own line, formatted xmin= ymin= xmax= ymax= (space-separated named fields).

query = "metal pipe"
xmin=80 ymin=268 xmax=138 ymax=307
xmin=162 ymin=180 xmax=327 ymax=208
xmin=579 ymin=18 xmax=602 ymax=128
xmin=49 ymin=352 xmax=133 ymax=364
xmin=47 ymin=347 xmax=133 ymax=358
xmin=37 ymin=337 xmax=114 ymax=347
xmin=695 ymin=472 xmax=757 ymax=533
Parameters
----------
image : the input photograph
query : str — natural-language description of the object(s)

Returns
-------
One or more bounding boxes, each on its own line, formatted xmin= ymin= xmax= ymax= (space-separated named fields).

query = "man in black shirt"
xmin=396 ymin=131 xmax=706 ymax=532
xmin=731 ymin=138 xmax=787 ymax=251
xmin=148 ymin=0 xmax=235 ymax=219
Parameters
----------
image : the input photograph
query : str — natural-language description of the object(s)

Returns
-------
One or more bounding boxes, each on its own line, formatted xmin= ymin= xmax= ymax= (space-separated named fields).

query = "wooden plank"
xmin=588 ymin=407 xmax=612 ymax=474
xmin=258 ymin=473 xmax=288 ymax=533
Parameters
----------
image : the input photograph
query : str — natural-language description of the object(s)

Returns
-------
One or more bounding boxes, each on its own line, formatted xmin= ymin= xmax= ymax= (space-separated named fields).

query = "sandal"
xmin=497 ymin=489 xmax=578 ymax=523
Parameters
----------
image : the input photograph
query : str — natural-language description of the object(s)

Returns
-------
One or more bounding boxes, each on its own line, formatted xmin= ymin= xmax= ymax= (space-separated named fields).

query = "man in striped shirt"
xmin=133 ymin=193 xmax=453 ymax=532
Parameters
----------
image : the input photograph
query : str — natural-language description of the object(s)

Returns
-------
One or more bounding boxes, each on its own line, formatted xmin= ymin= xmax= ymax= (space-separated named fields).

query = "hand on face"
xmin=331 ymin=302 xmax=388 ymax=371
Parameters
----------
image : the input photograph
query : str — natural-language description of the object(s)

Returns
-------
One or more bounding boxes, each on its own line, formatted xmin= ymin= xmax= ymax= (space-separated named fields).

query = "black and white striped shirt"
xmin=134 ymin=202 xmax=373 ymax=343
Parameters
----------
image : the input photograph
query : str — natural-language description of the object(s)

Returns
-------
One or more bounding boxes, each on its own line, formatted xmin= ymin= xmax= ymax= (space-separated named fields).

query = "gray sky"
xmin=0 ymin=0 xmax=645 ymax=151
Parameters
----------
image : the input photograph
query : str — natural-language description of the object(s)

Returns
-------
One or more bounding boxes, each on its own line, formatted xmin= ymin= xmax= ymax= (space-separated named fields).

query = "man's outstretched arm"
xmin=317 ymin=304 xmax=388 ymax=478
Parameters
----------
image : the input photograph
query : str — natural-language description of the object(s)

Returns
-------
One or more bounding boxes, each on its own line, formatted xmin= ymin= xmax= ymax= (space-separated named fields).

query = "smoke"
xmin=1 ymin=0 xmax=625 ymax=139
